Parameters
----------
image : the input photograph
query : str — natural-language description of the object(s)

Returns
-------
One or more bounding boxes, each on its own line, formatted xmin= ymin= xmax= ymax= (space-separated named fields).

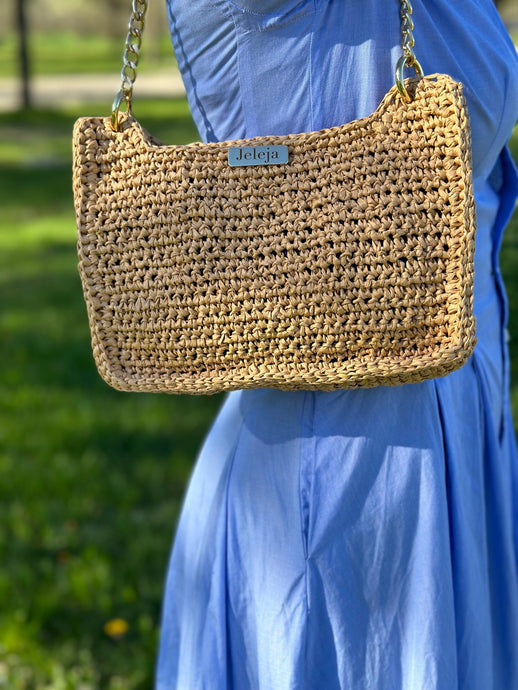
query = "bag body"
xmin=73 ymin=73 xmax=476 ymax=394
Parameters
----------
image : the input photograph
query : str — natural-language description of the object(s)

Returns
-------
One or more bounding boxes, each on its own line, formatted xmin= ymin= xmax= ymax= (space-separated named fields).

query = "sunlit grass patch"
xmin=0 ymin=32 xmax=175 ymax=78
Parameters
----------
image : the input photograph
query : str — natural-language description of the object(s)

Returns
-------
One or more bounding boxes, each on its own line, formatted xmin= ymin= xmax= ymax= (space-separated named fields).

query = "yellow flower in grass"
xmin=104 ymin=618 xmax=129 ymax=638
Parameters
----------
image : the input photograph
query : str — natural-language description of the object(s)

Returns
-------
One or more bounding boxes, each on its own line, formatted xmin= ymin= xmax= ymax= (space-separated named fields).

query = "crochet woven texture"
xmin=73 ymin=74 xmax=476 ymax=394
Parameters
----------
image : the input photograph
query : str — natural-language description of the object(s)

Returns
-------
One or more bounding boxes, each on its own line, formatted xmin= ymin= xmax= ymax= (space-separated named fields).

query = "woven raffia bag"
xmin=73 ymin=0 xmax=476 ymax=394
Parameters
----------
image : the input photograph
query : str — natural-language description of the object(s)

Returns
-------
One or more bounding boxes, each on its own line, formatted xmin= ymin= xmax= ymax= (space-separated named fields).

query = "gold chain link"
xmin=401 ymin=0 xmax=418 ymax=63
xmin=396 ymin=0 xmax=424 ymax=102
xmin=111 ymin=0 xmax=148 ymax=131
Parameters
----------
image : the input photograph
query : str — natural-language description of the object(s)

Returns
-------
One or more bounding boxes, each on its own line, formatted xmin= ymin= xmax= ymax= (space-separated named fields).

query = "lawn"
xmin=1 ymin=32 xmax=174 ymax=78
xmin=0 ymin=100 xmax=223 ymax=689
xmin=1 ymin=99 xmax=517 ymax=689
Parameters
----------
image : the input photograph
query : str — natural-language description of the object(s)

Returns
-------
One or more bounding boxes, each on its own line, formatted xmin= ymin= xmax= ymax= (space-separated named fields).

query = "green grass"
xmin=1 ymin=101 xmax=517 ymax=688
xmin=0 ymin=100 xmax=222 ymax=689
xmin=1 ymin=32 xmax=175 ymax=78
xmin=499 ymin=128 xmax=518 ymax=411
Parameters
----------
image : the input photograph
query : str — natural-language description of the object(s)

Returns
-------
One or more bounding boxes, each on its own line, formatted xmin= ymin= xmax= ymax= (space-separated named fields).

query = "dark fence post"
xmin=15 ymin=0 xmax=32 ymax=109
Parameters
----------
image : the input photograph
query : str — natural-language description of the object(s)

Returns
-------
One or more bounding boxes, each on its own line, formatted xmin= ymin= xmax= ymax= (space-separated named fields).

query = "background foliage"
xmin=0 ymin=99 xmax=224 ymax=689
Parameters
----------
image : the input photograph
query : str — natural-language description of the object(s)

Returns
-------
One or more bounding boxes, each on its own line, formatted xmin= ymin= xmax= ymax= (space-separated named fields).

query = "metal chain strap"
xmin=111 ymin=0 xmax=148 ymax=131
xmin=110 ymin=0 xmax=423 ymax=129
xmin=396 ymin=0 xmax=424 ymax=102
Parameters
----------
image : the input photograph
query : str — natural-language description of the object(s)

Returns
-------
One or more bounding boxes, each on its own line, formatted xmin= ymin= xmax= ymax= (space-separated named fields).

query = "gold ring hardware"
xmin=396 ymin=0 xmax=423 ymax=103
xmin=111 ymin=0 xmax=148 ymax=131
xmin=111 ymin=89 xmax=132 ymax=132
xmin=396 ymin=54 xmax=424 ymax=103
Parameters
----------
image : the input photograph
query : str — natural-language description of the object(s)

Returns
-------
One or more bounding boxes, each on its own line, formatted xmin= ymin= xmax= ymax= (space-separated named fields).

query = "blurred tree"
xmin=15 ymin=0 xmax=32 ymax=108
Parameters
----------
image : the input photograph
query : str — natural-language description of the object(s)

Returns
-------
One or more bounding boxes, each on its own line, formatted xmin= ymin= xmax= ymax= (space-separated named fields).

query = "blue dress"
xmin=156 ymin=2 xmax=518 ymax=688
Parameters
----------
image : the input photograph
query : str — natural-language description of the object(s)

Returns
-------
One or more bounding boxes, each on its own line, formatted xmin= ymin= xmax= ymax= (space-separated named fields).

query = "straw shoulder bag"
xmin=73 ymin=0 xmax=476 ymax=394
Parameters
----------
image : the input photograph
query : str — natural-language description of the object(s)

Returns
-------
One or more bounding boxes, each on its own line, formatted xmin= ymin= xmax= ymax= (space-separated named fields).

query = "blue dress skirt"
xmin=156 ymin=1 xmax=518 ymax=688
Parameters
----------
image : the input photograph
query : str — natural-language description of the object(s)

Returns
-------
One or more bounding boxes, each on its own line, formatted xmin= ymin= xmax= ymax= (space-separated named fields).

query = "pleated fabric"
xmin=156 ymin=1 xmax=518 ymax=688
